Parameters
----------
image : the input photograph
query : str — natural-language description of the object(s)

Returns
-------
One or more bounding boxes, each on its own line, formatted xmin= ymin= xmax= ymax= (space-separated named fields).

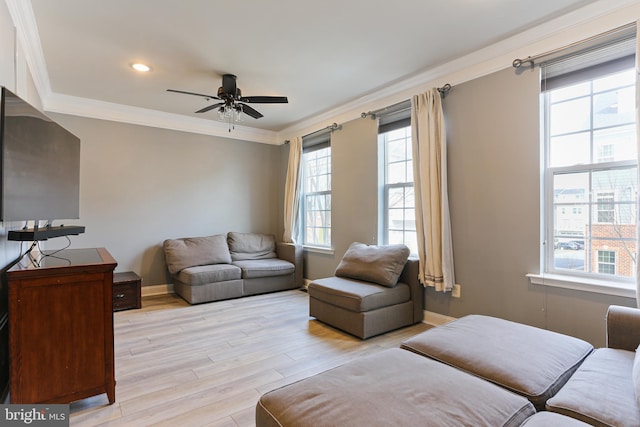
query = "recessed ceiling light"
xmin=131 ymin=63 xmax=151 ymax=72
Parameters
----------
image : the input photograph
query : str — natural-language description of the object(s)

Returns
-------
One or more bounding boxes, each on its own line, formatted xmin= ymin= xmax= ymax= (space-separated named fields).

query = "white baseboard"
xmin=423 ymin=310 xmax=456 ymax=327
xmin=142 ymin=284 xmax=174 ymax=297
xmin=139 ymin=284 xmax=455 ymax=330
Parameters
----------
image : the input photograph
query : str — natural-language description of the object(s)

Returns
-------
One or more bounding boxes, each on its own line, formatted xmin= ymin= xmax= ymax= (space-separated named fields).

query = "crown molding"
xmin=44 ymin=93 xmax=281 ymax=144
xmin=5 ymin=0 xmax=51 ymax=98
xmin=4 ymin=0 xmax=278 ymax=145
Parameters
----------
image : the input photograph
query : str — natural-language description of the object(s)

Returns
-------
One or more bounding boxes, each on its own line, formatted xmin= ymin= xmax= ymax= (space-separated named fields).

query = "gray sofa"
xmin=308 ymin=242 xmax=423 ymax=339
xmin=163 ymin=232 xmax=302 ymax=304
xmin=544 ymin=305 xmax=640 ymax=426
xmin=256 ymin=305 xmax=640 ymax=426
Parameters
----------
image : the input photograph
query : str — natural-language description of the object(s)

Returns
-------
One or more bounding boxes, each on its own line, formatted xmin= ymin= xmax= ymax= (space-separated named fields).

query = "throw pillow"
xmin=633 ymin=345 xmax=640 ymax=406
xmin=163 ymin=234 xmax=232 ymax=274
xmin=228 ymin=232 xmax=277 ymax=260
xmin=335 ymin=242 xmax=410 ymax=287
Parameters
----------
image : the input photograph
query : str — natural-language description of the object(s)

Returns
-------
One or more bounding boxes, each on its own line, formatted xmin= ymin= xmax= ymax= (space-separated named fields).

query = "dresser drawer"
xmin=113 ymin=272 xmax=141 ymax=311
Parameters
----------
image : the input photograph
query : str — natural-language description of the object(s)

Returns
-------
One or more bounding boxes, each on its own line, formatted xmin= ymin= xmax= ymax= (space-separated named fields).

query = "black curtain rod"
xmin=361 ymin=83 xmax=452 ymax=120
xmin=512 ymin=22 xmax=636 ymax=69
xmin=284 ymin=82 xmax=453 ymax=143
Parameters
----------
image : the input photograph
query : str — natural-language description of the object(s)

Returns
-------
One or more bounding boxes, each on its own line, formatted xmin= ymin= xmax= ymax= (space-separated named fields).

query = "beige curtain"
xmin=283 ymin=137 xmax=302 ymax=243
xmin=636 ymin=20 xmax=640 ymax=307
xmin=411 ymin=89 xmax=455 ymax=292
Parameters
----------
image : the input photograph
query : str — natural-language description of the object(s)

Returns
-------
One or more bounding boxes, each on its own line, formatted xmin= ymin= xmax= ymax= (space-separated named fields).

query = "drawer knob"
xmin=115 ymin=293 xmax=126 ymax=299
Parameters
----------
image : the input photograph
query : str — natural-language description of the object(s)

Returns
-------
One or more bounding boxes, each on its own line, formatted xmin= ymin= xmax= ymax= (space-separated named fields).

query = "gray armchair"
xmin=308 ymin=243 xmax=423 ymax=339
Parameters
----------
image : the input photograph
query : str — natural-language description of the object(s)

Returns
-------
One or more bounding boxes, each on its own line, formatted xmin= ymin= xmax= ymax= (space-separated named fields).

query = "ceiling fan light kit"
xmin=167 ymin=74 xmax=288 ymax=132
xmin=218 ymin=104 xmax=243 ymax=122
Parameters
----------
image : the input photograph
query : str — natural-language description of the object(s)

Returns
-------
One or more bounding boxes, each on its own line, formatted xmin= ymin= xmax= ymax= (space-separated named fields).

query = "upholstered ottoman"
xmin=256 ymin=348 xmax=535 ymax=427
xmin=401 ymin=315 xmax=594 ymax=409
xmin=309 ymin=276 xmax=416 ymax=339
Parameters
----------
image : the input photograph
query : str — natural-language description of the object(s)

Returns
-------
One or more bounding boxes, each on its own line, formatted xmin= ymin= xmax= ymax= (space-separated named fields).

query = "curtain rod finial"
xmin=437 ymin=83 xmax=452 ymax=97
xmin=513 ymin=57 xmax=535 ymax=69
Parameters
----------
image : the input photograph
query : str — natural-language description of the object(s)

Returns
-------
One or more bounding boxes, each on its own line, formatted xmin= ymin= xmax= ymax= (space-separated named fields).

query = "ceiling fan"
xmin=167 ymin=74 xmax=288 ymax=121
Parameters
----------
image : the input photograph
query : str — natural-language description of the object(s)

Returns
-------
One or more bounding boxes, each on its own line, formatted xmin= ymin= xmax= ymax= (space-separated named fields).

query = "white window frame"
xmin=300 ymin=144 xmax=332 ymax=250
xmin=530 ymin=47 xmax=638 ymax=299
xmin=597 ymin=249 xmax=617 ymax=275
xmin=379 ymin=124 xmax=417 ymax=255
xmin=595 ymin=191 xmax=615 ymax=224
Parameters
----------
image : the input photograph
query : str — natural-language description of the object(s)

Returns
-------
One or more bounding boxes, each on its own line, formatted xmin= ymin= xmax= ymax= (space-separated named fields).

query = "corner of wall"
xmin=423 ymin=310 xmax=456 ymax=326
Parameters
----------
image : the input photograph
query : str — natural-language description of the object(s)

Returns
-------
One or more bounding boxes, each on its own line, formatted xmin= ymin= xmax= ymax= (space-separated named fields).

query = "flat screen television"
xmin=0 ymin=87 xmax=80 ymax=224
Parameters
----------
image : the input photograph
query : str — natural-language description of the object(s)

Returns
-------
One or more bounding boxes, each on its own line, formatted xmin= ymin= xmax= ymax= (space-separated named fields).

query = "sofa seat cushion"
xmin=256 ymin=348 xmax=535 ymax=427
xmin=308 ymin=277 xmax=410 ymax=313
xmin=546 ymin=348 xmax=640 ymax=427
xmin=177 ymin=264 xmax=242 ymax=286
xmin=232 ymin=259 xmax=294 ymax=279
xmin=521 ymin=412 xmax=591 ymax=426
xmin=401 ymin=315 xmax=593 ymax=409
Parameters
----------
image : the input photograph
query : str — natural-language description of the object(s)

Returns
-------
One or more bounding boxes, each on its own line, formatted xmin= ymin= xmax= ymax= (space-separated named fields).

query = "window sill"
xmin=527 ymin=273 xmax=635 ymax=299
xmin=303 ymin=245 xmax=334 ymax=255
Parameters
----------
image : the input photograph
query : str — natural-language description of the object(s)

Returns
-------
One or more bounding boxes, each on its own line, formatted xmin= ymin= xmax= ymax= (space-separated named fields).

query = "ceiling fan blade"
xmin=167 ymin=89 xmax=220 ymax=100
xmin=195 ymin=102 xmax=225 ymax=114
xmin=240 ymin=96 xmax=288 ymax=104
xmin=222 ymin=74 xmax=237 ymax=95
xmin=239 ymin=103 xmax=263 ymax=119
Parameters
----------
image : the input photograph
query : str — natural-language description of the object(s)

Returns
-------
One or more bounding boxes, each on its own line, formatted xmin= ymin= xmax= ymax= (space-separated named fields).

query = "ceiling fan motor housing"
xmin=218 ymin=86 xmax=241 ymax=104
xmin=221 ymin=74 xmax=238 ymax=95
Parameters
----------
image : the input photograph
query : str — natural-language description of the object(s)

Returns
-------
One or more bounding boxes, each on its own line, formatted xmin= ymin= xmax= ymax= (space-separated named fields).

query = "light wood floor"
xmin=69 ymin=290 xmax=430 ymax=427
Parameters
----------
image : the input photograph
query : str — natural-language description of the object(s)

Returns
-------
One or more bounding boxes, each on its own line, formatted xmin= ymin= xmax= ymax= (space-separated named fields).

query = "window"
xmin=301 ymin=144 xmax=331 ymax=247
xmin=597 ymin=250 xmax=616 ymax=275
xmin=380 ymin=125 xmax=417 ymax=254
xmin=543 ymin=57 xmax=637 ymax=281
xmin=596 ymin=191 xmax=615 ymax=223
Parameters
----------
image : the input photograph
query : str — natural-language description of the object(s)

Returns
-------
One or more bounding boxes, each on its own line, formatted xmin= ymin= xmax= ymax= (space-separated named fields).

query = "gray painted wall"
xmin=302 ymin=117 xmax=379 ymax=280
xmin=428 ymin=66 xmax=545 ymax=324
xmin=424 ymin=67 xmax=635 ymax=347
xmin=45 ymin=114 xmax=283 ymax=287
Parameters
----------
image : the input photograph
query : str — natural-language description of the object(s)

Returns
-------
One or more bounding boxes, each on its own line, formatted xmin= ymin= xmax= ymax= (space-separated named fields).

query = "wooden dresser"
xmin=7 ymin=248 xmax=117 ymax=404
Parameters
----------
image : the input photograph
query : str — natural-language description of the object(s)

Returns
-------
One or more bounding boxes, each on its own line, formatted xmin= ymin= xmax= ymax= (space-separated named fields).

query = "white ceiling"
xmin=9 ymin=0 xmax=627 ymax=143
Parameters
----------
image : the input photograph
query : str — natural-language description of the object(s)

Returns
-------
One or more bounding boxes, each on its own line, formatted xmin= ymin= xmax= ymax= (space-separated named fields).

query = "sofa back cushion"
xmin=228 ymin=232 xmax=277 ymax=260
xmin=164 ymin=234 xmax=232 ymax=274
xmin=335 ymin=242 xmax=410 ymax=287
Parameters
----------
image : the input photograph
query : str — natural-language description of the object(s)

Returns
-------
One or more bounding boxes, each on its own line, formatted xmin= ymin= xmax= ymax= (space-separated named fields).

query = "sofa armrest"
xmin=606 ymin=305 xmax=640 ymax=351
xmin=276 ymin=242 xmax=303 ymax=287
xmin=398 ymin=258 xmax=424 ymax=324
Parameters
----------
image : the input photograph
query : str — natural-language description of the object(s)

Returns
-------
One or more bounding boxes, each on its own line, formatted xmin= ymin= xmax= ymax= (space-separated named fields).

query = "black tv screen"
xmin=1 ymin=87 xmax=80 ymax=222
